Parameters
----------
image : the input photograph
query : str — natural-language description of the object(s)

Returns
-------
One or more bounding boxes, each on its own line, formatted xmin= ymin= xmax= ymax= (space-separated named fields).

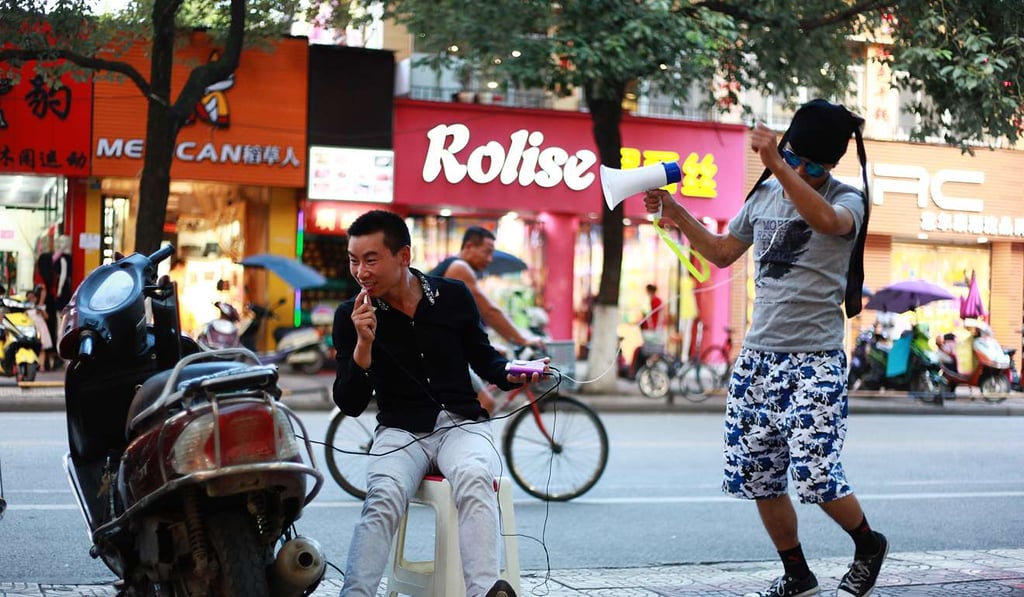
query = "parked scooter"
xmin=197 ymin=299 xmax=327 ymax=374
xmin=856 ymin=322 xmax=946 ymax=401
xmin=847 ymin=327 xmax=879 ymax=391
xmin=58 ymin=246 xmax=325 ymax=597
xmin=195 ymin=301 xmax=242 ymax=351
xmin=937 ymin=319 xmax=1013 ymax=402
xmin=240 ymin=299 xmax=327 ymax=375
xmin=0 ymin=295 xmax=43 ymax=382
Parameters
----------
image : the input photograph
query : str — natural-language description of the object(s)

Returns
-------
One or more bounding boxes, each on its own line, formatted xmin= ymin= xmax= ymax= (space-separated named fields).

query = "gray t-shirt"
xmin=728 ymin=177 xmax=865 ymax=352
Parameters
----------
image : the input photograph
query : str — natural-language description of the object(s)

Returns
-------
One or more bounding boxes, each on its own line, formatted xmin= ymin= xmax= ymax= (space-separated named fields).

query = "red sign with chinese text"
xmin=0 ymin=63 xmax=92 ymax=175
xmin=305 ymin=201 xmax=382 ymax=236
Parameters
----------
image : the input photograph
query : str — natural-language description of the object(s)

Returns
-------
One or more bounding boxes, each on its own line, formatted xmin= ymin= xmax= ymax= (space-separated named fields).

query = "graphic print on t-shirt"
xmin=756 ymin=219 xmax=812 ymax=281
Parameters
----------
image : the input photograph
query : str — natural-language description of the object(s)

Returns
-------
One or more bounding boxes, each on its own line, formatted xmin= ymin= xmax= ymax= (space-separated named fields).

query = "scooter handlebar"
xmin=78 ymin=334 xmax=95 ymax=360
xmin=149 ymin=245 xmax=175 ymax=266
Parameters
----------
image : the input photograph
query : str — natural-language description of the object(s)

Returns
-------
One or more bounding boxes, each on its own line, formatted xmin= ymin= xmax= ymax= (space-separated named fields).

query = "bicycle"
xmin=324 ymin=372 xmax=609 ymax=502
xmin=636 ymin=324 xmax=734 ymax=402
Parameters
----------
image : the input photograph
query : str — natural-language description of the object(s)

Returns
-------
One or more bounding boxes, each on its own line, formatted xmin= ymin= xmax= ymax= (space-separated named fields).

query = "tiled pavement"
xmin=2 ymin=549 xmax=1023 ymax=596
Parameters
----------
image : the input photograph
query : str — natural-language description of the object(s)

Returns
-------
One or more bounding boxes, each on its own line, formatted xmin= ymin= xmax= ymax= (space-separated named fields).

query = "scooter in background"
xmin=240 ymin=299 xmax=327 ymax=375
xmin=859 ymin=322 xmax=946 ymax=401
xmin=0 ymin=295 xmax=43 ymax=382
xmin=937 ymin=319 xmax=1013 ymax=402
xmin=59 ymin=246 xmax=325 ymax=596
xmin=196 ymin=300 xmax=243 ymax=350
xmin=848 ymin=327 xmax=881 ymax=391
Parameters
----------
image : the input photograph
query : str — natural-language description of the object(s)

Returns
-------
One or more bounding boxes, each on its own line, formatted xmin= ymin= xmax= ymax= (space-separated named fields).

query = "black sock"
xmin=847 ymin=516 xmax=881 ymax=556
xmin=779 ymin=544 xmax=812 ymax=579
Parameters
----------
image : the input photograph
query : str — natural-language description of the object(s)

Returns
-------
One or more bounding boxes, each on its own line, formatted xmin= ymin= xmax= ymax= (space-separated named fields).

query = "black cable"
xmin=303 ymin=341 xmax=565 ymax=590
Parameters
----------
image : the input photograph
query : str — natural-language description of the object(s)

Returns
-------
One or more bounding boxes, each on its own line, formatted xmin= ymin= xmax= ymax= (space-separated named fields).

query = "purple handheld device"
xmin=506 ymin=359 xmax=546 ymax=376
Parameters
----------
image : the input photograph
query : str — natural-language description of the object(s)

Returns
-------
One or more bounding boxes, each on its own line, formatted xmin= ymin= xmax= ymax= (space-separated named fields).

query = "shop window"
xmin=101 ymin=197 xmax=130 ymax=265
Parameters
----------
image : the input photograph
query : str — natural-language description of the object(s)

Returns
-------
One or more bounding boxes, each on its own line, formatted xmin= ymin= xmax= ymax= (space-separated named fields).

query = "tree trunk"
xmin=133 ymin=0 xmax=245 ymax=255
xmin=134 ymin=0 xmax=180 ymax=255
xmin=582 ymin=80 xmax=626 ymax=394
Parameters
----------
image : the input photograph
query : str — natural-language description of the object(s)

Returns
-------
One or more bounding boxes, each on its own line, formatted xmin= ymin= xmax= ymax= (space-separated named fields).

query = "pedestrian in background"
xmin=639 ymin=283 xmax=664 ymax=333
xmin=333 ymin=210 xmax=541 ymax=597
xmin=431 ymin=225 xmax=543 ymax=413
xmin=644 ymin=99 xmax=886 ymax=597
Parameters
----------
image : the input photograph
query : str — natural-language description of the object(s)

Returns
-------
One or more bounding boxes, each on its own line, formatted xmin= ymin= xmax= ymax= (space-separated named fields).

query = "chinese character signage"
xmin=92 ymin=35 xmax=308 ymax=187
xmin=308 ymin=146 xmax=394 ymax=202
xmin=0 ymin=64 xmax=92 ymax=175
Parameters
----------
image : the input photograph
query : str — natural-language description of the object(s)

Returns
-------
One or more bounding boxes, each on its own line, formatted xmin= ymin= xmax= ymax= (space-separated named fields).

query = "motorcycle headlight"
xmin=88 ymin=270 xmax=136 ymax=311
xmin=17 ymin=324 xmax=36 ymax=338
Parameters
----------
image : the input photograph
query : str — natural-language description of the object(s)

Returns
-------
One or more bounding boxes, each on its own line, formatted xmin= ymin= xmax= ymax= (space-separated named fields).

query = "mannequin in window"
xmin=52 ymin=235 xmax=73 ymax=311
xmin=35 ymin=234 xmax=72 ymax=371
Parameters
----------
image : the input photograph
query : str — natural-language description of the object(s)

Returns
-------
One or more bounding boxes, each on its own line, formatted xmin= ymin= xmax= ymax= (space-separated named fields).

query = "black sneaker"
xmin=485 ymin=579 xmax=517 ymax=597
xmin=836 ymin=531 xmax=888 ymax=597
xmin=744 ymin=573 xmax=819 ymax=597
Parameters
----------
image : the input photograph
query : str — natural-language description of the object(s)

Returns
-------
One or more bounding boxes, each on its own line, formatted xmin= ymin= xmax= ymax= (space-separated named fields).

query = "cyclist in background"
xmin=431 ymin=225 xmax=544 ymax=413
xmin=644 ymin=99 xmax=887 ymax=597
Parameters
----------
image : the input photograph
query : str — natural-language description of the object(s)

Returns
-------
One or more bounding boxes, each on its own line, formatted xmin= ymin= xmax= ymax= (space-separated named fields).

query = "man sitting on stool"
xmin=333 ymin=210 xmax=546 ymax=597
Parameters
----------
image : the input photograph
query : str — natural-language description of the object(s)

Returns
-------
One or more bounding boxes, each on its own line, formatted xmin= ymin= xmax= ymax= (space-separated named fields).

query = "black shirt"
xmin=332 ymin=269 xmax=514 ymax=432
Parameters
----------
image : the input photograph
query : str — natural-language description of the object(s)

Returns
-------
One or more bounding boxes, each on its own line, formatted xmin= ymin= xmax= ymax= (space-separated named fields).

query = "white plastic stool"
xmin=386 ymin=474 xmax=519 ymax=597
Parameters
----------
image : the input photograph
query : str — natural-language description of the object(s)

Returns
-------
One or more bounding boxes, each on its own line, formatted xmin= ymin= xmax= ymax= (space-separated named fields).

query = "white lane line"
xmin=7 ymin=490 xmax=1024 ymax=511
xmin=548 ymin=491 xmax=1024 ymax=505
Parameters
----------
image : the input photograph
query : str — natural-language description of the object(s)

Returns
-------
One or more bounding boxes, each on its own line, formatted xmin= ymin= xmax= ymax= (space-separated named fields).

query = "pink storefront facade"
xmin=390 ymin=99 xmax=748 ymax=354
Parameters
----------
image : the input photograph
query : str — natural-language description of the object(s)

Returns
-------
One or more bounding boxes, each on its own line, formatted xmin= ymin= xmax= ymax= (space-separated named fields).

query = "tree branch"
xmin=171 ymin=0 xmax=245 ymax=117
xmin=693 ymin=0 xmax=904 ymax=32
xmin=797 ymin=0 xmax=897 ymax=30
xmin=0 ymin=47 xmax=153 ymax=98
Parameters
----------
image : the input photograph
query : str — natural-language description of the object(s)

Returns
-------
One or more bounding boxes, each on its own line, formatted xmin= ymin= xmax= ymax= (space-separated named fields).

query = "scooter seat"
xmin=125 ymin=362 xmax=247 ymax=438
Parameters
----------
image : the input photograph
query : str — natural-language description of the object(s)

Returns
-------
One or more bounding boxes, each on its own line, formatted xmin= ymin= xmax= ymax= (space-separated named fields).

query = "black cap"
xmin=787 ymin=99 xmax=864 ymax=164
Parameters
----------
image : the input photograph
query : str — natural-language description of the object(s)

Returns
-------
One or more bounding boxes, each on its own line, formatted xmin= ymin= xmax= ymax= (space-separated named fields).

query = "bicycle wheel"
xmin=700 ymin=345 xmax=733 ymax=393
xmin=502 ymin=395 xmax=608 ymax=501
xmin=636 ymin=362 xmax=671 ymax=399
xmin=324 ymin=410 xmax=376 ymax=500
xmin=674 ymin=363 xmax=713 ymax=402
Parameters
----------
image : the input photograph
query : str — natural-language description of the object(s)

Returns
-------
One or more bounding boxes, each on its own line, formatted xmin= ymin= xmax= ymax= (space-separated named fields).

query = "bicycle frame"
xmin=493 ymin=384 xmax=559 ymax=446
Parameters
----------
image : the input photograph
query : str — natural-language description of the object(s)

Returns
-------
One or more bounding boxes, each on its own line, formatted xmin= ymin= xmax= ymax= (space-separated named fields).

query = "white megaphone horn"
xmin=599 ymin=162 xmax=682 ymax=211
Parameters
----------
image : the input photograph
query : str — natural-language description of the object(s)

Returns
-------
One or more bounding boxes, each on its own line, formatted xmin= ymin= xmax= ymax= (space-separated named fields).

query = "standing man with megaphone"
xmin=644 ymin=99 xmax=887 ymax=597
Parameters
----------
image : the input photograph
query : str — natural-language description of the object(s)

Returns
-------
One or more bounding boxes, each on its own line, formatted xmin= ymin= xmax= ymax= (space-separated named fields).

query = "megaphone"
xmin=599 ymin=162 xmax=682 ymax=210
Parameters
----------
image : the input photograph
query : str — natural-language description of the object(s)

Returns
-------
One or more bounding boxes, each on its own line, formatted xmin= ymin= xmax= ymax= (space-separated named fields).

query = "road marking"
xmin=12 ymin=490 xmax=1024 ymax=511
xmin=554 ymin=490 xmax=1024 ymax=505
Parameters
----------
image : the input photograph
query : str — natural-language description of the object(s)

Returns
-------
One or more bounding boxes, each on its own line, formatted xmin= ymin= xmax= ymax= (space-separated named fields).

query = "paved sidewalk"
xmin=2 ymin=549 xmax=1023 ymax=595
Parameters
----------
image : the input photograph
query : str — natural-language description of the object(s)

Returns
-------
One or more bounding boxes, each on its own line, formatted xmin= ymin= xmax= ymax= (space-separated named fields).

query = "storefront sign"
xmin=95 ymin=137 xmax=301 ymax=167
xmin=422 ymin=124 xmax=597 ymax=190
xmin=308 ymin=146 xmax=394 ymax=202
xmin=872 ymin=163 xmax=1024 ymax=239
xmin=0 ymin=64 xmax=92 ymax=175
xmin=305 ymin=201 xmax=364 ymax=235
xmin=92 ymin=36 xmax=308 ymax=187
xmin=394 ymin=100 xmax=746 ymax=218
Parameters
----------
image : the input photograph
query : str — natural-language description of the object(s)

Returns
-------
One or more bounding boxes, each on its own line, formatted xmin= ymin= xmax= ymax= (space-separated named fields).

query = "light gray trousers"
xmin=339 ymin=412 xmax=502 ymax=597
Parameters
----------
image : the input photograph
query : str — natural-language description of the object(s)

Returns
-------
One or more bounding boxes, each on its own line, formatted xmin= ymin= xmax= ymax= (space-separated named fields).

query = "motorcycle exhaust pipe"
xmin=271 ymin=536 xmax=326 ymax=597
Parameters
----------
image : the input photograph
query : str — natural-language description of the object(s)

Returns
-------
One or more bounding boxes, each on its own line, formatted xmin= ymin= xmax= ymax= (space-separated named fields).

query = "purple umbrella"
xmin=959 ymin=271 xmax=986 ymax=320
xmin=864 ymin=279 xmax=955 ymax=313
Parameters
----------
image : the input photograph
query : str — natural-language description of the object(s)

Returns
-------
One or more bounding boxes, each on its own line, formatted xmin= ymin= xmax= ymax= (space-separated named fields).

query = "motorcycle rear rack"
xmin=128 ymin=348 xmax=275 ymax=432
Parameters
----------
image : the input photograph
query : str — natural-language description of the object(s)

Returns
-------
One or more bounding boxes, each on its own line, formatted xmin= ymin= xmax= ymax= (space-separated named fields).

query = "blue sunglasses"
xmin=782 ymin=148 xmax=827 ymax=178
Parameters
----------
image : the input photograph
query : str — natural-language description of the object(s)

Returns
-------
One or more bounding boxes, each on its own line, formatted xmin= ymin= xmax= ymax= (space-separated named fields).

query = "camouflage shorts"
xmin=722 ymin=348 xmax=853 ymax=504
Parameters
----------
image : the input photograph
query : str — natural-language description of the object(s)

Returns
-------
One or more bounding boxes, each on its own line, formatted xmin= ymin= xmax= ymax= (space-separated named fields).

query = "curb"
xmin=3 ymin=376 xmax=1023 ymax=416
